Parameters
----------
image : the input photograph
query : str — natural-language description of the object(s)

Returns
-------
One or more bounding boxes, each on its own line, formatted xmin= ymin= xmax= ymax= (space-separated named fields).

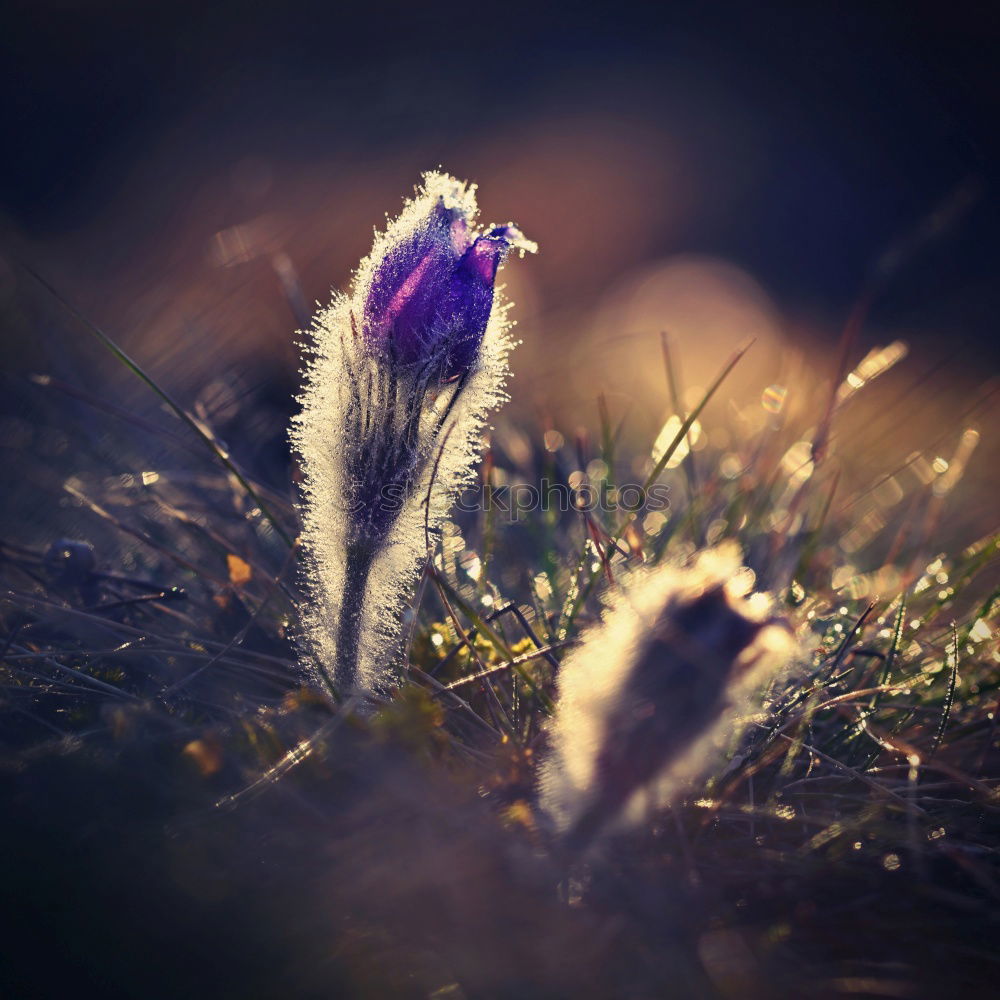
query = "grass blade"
xmin=18 ymin=261 xmax=295 ymax=549
xmin=928 ymin=623 xmax=960 ymax=759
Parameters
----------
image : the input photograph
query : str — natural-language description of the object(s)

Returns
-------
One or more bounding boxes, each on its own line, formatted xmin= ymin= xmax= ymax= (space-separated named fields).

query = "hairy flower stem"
xmin=334 ymin=537 xmax=378 ymax=689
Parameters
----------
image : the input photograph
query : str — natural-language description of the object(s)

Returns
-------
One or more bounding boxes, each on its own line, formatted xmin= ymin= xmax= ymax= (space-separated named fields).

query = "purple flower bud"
xmin=362 ymin=190 xmax=535 ymax=380
xmin=295 ymin=172 xmax=534 ymax=692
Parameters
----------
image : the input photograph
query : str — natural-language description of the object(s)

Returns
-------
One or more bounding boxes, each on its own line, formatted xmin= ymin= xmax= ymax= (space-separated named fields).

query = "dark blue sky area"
xmin=2 ymin=1 xmax=998 ymax=359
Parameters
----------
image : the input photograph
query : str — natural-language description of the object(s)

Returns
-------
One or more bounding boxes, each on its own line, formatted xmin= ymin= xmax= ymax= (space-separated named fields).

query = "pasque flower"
xmin=539 ymin=545 xmax=794 ymax=853
xmin=293 ymin=173 xmax=535 ymax=694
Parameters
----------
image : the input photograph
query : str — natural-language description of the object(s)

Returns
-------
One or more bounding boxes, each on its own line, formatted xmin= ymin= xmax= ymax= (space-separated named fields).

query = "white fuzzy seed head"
xmin=539 ymin=543 xmax=796 ymax=848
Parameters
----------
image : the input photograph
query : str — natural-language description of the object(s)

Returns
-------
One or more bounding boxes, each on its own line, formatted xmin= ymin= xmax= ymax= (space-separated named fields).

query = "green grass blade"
xmin=433 ymin=571 xmax=554 ymax=713
xmin=19 ymin=261 xmax=295 ymax=549
xmin=928 ymin=623 xmax=960 ymax=759
xmin=640 ymin=340 xmax=752 ymax=498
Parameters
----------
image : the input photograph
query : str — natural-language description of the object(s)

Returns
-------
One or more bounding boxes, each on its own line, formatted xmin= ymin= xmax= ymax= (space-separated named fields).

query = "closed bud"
xmin=362 ymin=181 xmax=535 ymax=380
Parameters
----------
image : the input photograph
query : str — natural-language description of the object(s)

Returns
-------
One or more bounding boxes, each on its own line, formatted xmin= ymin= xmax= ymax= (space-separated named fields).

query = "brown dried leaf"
xmin=226 ymin=553 xmax=253 ymax=587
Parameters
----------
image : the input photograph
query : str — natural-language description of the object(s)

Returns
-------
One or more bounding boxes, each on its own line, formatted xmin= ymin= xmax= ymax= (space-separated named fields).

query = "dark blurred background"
xmin=1 ymin=0 xmax=998 ymax=542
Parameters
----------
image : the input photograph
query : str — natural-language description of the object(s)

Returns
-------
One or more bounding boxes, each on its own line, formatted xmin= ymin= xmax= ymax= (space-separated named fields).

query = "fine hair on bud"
xmin=292 ymin=171 xmax=536 ymax=695
xmin=539 ymin=543 xmax=796 ymax=853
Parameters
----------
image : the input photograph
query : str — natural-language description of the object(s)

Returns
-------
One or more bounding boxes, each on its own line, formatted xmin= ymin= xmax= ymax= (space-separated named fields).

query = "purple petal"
xmin=458 ymin=235 xmax=506 ymax=284
xmin=364 ymin=198 xmax=460 ymax=339
xmin=361 ymin=190 xmax=535 ymax=377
